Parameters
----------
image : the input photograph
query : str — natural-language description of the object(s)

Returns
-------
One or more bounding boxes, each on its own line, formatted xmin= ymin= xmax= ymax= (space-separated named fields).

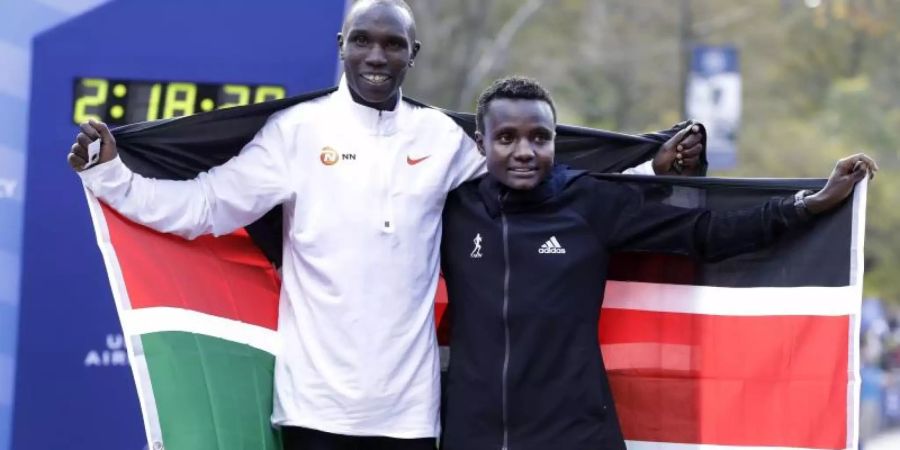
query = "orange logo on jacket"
xmin=320 ymin=147 xmax=339 ymax=166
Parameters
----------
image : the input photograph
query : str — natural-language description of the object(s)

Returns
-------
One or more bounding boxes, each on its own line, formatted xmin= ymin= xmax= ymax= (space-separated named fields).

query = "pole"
xmin=679 ymin=0 xmax=693 ymax=118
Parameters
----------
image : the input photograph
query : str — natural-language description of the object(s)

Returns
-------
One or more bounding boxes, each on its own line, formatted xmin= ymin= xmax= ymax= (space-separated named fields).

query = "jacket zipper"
xmin=378 ymin=109 xmax=394 ymax=232
xmin=500 ymin=194 xmax=511 ymax=450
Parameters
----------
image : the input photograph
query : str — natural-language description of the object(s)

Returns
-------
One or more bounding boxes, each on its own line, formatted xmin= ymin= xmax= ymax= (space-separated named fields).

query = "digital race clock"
xmin=73 ymin=78 xmax=287 ymax=125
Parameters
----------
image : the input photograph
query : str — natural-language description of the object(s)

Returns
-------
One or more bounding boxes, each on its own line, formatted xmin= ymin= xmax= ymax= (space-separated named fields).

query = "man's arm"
xmin=604 ymin=153 xmax=877 ymax=261
xmin=70 ymin=120 xmax=293 ymax=240
xmin=607 ymin=190 xmax=802 ymax=262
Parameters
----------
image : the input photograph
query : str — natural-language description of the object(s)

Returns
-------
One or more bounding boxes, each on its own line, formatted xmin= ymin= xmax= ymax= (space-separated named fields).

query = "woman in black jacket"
xmin=439 ymin=76 xmax=877 ymax=450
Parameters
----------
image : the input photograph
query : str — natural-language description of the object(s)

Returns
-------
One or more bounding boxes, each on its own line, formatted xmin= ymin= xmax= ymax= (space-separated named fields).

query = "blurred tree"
xmin=406 ymin=0 xmax=552 ymax=110
xmin=403 ymin=0 xmax=900 ymax=302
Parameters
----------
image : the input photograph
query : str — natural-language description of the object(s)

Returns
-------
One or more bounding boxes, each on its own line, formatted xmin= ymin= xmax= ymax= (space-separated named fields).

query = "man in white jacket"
xmin=67 ymin=1 xmax=704 ymax=449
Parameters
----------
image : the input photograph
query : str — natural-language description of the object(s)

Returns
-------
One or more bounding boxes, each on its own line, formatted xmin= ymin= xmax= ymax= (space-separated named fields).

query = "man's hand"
xmin=805 ymin=153 xmax=878 ymax=215
xmin=653 ymin=120 xmax=705 ymax=176
xmin=67 ymin=120 xmax=118 ymax=172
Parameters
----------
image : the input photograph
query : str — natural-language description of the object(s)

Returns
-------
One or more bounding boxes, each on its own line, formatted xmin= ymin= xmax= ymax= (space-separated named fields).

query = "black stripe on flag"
xmin=602 ymin=175 xmax=851 ymax=289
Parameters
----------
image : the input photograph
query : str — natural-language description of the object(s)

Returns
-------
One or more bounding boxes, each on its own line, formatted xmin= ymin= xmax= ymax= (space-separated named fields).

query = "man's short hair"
xmin=365 ymin=0 xmax=413 ymax=17
xmin=475 ymin=76 xmax=557 ymax=134
xmin=344 ymin=0 xmax=416 ymax=35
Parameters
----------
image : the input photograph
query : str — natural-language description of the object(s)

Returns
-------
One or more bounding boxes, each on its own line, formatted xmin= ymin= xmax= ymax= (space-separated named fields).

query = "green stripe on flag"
xmin=142 ymin=331 xmax=281 ymax=450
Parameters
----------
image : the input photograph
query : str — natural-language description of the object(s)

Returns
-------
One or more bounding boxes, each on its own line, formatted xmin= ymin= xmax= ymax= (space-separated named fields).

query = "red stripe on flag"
xmin=436 ymin=278 xmax=849 ymax=448
xmin=101 ymin=204 xmax=280 ymax=330
xmin=435 ymin=276 xmax=450 ymax=345
xmin=600 ymin=308 xmax=849 ymax=449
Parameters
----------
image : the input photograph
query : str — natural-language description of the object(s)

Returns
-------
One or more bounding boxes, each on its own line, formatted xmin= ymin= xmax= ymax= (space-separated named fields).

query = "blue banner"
xmin=686 ymin=45 xmax=741 ymax=170
xmin=12 ymin=1 xmax=345 ymax=449
xmin=0 ymin=2 xmax=115 ymax=449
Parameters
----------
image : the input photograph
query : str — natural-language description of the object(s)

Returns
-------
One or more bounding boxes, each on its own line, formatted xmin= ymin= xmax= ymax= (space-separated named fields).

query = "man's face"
xmin=339 ymin=3 xmax=419 ymax=110
xmin=477 ymin=98 xmax=556 ymax=191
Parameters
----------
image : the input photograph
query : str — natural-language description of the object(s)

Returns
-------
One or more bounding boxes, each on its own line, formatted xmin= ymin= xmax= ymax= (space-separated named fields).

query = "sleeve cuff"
xmin=77 ymin=156 xmax=132 ymax=195
xmin=621 ymin=160 xmax=655 ymax=176
xmin=779 ymin=195 xmax=810 ymax=225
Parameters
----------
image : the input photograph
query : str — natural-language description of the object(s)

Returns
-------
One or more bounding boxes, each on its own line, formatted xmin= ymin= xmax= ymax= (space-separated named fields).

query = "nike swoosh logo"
xmin=407 ymin=155 xmax=431 ymax=166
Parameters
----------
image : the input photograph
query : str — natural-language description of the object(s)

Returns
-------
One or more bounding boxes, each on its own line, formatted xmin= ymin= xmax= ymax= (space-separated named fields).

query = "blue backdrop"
xmin=13 ymin=1 xmax=345 ymax=448
xmin=0 ymin=3 xmax=115 ymax=449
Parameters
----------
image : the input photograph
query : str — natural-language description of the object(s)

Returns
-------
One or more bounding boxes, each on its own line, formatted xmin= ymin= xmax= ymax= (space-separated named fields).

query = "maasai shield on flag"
xmin=82 ymin=92 xmax=861 ymax=450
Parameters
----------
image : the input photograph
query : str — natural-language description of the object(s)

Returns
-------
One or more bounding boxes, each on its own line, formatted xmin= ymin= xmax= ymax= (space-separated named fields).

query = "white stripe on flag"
xmin=625 ymin=441 xmax=853 ymax=450
xmin=126 ymin=335 xmax=164 ymax=450
xmin=603 ymin=281 xmax=858 ymax=316
xmin=84 ymin=191 xmax=161 ymax=448
xmin=121 ymin=306 xmax=281 ymax=356
xmin=846 ymin=177 xmax=867 ymax=449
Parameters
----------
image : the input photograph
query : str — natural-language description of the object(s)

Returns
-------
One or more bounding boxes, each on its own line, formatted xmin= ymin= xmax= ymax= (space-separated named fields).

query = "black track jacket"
xmin=439 ymin=166 xmax=807 ymax=450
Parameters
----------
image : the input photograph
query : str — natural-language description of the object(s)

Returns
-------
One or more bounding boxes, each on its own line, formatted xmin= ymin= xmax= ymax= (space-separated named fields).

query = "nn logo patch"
xmin=320 ymin=147 xmax=357 ymax=166
xmin=320 ymin=147 xmax=339 ymax=165
xmin=539 ymin=236 xmax=566 ymax=254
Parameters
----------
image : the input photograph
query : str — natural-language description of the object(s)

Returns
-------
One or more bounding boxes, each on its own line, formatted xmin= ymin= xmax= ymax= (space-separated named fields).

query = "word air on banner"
xmin=84 ymin=334 xmax=128 ymax=368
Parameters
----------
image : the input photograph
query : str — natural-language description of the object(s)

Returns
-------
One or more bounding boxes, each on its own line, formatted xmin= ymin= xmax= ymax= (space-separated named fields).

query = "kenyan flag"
xmin=85 ymin=199 xmax=282 ymax=450
xmin=82 ymin=90 xmax=863 ymax=450
xmin=81 ymin=91 xmax=686 ymax=449
xmin=434 ymin=175 xmax=867 ymax=450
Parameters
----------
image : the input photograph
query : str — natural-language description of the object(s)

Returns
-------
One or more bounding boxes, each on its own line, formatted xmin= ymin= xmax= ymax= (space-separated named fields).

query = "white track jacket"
xmin=79 ymin=77 xmax=655 ymax=438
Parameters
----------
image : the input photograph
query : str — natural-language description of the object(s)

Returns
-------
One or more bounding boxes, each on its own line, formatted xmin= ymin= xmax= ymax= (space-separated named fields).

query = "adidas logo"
xmin=538 ymin=236 xmax=567 ymax=254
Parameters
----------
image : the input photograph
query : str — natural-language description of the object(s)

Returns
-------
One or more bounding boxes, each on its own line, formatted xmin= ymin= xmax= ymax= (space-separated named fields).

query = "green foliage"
xmin=405 ymin=0 xmax=900 ymax=302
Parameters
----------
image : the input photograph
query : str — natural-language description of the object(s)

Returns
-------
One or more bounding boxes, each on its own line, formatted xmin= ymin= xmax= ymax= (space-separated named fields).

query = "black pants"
xmin=282 ymin=426 xmax=436 ymax=450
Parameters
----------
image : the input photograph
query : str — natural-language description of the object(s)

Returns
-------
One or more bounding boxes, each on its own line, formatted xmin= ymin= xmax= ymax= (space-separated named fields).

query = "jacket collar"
xmin=477 ymin=165 xmax=584 ymax=218
xmin=335 ymin=75 xmax=405 ymax=136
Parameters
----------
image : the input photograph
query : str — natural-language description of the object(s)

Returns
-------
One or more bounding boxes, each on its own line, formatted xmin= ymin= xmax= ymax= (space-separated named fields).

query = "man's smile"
xmin=509 ymin=167 xmax=537 ymax=175
xmin=361 ymin=73 xmax=391 ymax=85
